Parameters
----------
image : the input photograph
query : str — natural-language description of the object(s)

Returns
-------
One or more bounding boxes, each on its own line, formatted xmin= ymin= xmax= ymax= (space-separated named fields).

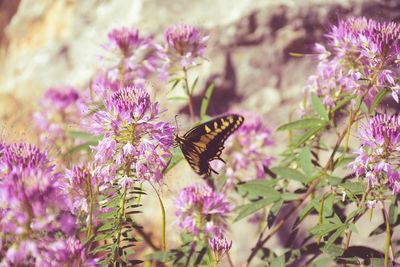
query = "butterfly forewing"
xmin=175 ymin=114 xmax=244 ymax=178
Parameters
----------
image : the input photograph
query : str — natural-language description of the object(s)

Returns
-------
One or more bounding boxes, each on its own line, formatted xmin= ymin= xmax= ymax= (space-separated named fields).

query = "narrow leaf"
xmin=190 ymin=76 xmax=199 ymax=95
xmin=299 ymin=146 xmax=313 ymax=178
xmin=200 ymin=83 xmax=215 ymax=119
xmin=293 ymin=125 xmax=324 ymax=148
xmin=234 ymin=198 xmax=276 ymax=222
xmin=167 ymin=96 xmax=188 ymax=101
xmin=370 ymin=87 xmax=389 ymax=112
xmin=270 ymin=167 xmax=307 ymax=183
xmin=277 ymin=118 xmax=326 ymax=131
xmin=311 ymin=92 xmax=329 ymax=121
xmin=236 ymin=179 xmax=279 ymax=199
xmin=332 ymin=95 xmax=354 ymax=112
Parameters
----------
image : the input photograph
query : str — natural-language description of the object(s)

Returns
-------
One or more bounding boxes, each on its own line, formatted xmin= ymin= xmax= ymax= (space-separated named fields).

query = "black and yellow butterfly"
xmin=175 ymin=114 xmax=244 ymax=178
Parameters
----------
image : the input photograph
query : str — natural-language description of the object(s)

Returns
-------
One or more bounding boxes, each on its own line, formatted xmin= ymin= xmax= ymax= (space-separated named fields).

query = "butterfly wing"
xmin=176 ymin=114 xmax=244 ymax=178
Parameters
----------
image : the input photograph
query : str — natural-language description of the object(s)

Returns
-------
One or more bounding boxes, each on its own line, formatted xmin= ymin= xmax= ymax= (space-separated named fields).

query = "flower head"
xmin=0 ymin=142 xmax=97 ymax=266
xmin=174 ymin=184 xmax=232 ymax=236
xmin=218 ymin=112 xmax=274 ymax=187
xmin=98 ymin=27 xmax=157 ymax=88
xmin=157 ymin=24 xmax=209 ymax=79
xmin=303 ymin=17 xmax=400 ymax=112
xmin=349 ymin=114 xmax=400 ymax=194
xmin=88 ymin=85 xmax=174 ymax=187
xmin=0 ymin=142 xmax=51 ymax=175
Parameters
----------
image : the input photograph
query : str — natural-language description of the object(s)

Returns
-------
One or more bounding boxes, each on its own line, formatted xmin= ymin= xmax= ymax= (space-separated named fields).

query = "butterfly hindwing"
xmin=175 ymin=114 xmax=244 ymax=178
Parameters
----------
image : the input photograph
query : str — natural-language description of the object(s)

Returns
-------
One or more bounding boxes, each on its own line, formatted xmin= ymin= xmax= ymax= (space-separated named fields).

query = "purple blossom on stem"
xmin=0 ymin=142 xmax=97 ymax=265
xmin=303 ymin=17 xmax=400 ymax=112
xmin=97 ymin=27 xmax=157 ymax=89
xmin=156 ymin=24 xmax=209 ymax=80
xmin=349 ymin=114 xmax=400 ymax=194
xmin=174 ymin=184 xmax=232 ymax=237
xmin=88 ymin=85 xmax=174 ymax=187
xmin=215 ymin=112 xmax=274 ymax=187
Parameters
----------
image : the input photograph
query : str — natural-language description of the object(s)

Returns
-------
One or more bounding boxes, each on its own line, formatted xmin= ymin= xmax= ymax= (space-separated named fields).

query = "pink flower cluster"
xmin=174 ymin=184 xmax=232 ymax=237
xmin=156 ymin=24 xmax=209 ymax=80
xmin=0 ymin=142 xmax=97 ymax=266
xmin=304 ymin=17 xmax=400 ymax=110
xmin=88 ymin=85 xmax=174 ymax=186
xmin=349 ymin=114 xmax=400 ymax=194
xmin=218 ymin=112 xmax=274 ymax=186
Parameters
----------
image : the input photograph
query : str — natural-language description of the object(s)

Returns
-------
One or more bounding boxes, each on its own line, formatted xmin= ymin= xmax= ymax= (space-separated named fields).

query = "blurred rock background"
xmin=0 ymin=0 xmax=398 ymax=265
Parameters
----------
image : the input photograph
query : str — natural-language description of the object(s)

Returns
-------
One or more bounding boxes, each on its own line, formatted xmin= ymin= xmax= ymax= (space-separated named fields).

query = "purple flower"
xmin=174 ymin=184 xmax=232 ymax=237
xmin=303 ymin=17 xmax=400 ymax=112
xmin=209 ymin=236 xmax=232 ymax=262
xmin=0 ymin=142 xmax=51 ymax=175
xmin=0 ymin=142 xmax=97 ymax=266
xmin=33 ymin=86 xmax=85 ymax=159
xmin=88 ymin=85 xmax=174 ymax=186
xmin=349 ymin=114 xmax=400 ymax=194
xmin=61 ymin=164 xmax=94 ymax=214
xmin=156 ymin=24 xmax=209 ymax=79
xmin=97 ymin=27 xmax=157 ymax=89
xmin=218 ymin=112 xmax=274 ymax=187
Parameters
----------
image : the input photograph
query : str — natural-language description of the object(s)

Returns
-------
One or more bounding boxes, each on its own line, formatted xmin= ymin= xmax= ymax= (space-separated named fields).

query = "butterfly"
xmin=175 ymin=114 xmax=244 ymax=178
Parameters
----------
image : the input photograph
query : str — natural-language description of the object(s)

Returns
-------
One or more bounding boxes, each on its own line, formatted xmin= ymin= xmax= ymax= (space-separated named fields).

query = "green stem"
xmin=149 ymin=182 xmax=166 ymax=250
xmin=183 ymin=67 xmax=195 ymax=122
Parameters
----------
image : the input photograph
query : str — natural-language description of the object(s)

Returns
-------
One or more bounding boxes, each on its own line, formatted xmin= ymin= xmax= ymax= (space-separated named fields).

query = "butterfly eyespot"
xmin=176 ymin=114 xmax=244 ymax=178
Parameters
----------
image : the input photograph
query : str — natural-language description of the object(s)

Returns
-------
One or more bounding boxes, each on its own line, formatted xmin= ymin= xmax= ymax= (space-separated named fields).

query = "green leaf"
xmin=145 ymin=251 xmax=174 ymax=262
xmin=94 ymin=233 xmax=114 ymax=242
xmin=190 ymin=76 xmax=199 ymax=95
xmin=67 ymin=140 xmax=99 ymax=155
xmin=345 ymin=209 xmax=362 ymax=223
xmin=268 ymin=199 xmax=284 ymax=227
xmin=325 ymin=226 xmax=346 ymax=249
xmin=281 ymin=193 xmax=300 ymax=201
xmin=322 ymin=193 xmax=334 ymax=217
xmin=270 ymin=167 xmax=307 ymax=183
xmin=294 ymin=199 xmax=317 ymax=229
xmin=200 ymin=83 xmax=214 ymax=119
xmin=311 ymin=92 xmax=329 ymax=121
xmin=349 ymin=223 xmax=359 ymax=234
xmin=370 ymin=87 xmax=389 ymax=113
xmin=270 ymin=254 xmax=285 ymax=267
xmin=236 ymin=179 xmax=279 ymax=199
xmin=164 ymin=147 xmax=183 ymax=174
xmin=341 ymin=181 xmax=364 ymax=195
xmin=67 ymin=131 xmax=95 ymax=139
xmin=98 ymin=222 xmax=114 ymax=232
xmin=277 ymin=118 xmax=327 ymax=131
xmin=321 ymin=244 xmax=344 ymax=257
xmin=167 ymin=96 xmax=188 ymax=101
xmin=332 ymin=95 xmax=354 ymax=112
xmin=327 ymin=176 xmax=342 ymax=186
xmin=309 ymin=222 xmax=343 ymax=237
xmin=299 ymin=146 xmax=313 ymax=178
xmin=234 ymin=198 xmax=278 ymax=222
xmin=293 ymin=125 xmax=325 ymax=148
xmin=389 ymin=200 xmax=398 ymax=225
xmin=307 ymin=257 xmax=334 ymax=267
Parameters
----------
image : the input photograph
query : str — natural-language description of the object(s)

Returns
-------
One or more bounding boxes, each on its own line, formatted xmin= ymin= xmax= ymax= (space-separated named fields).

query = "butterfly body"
xmin=175 ymin=114 xmax=244 ymax=178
